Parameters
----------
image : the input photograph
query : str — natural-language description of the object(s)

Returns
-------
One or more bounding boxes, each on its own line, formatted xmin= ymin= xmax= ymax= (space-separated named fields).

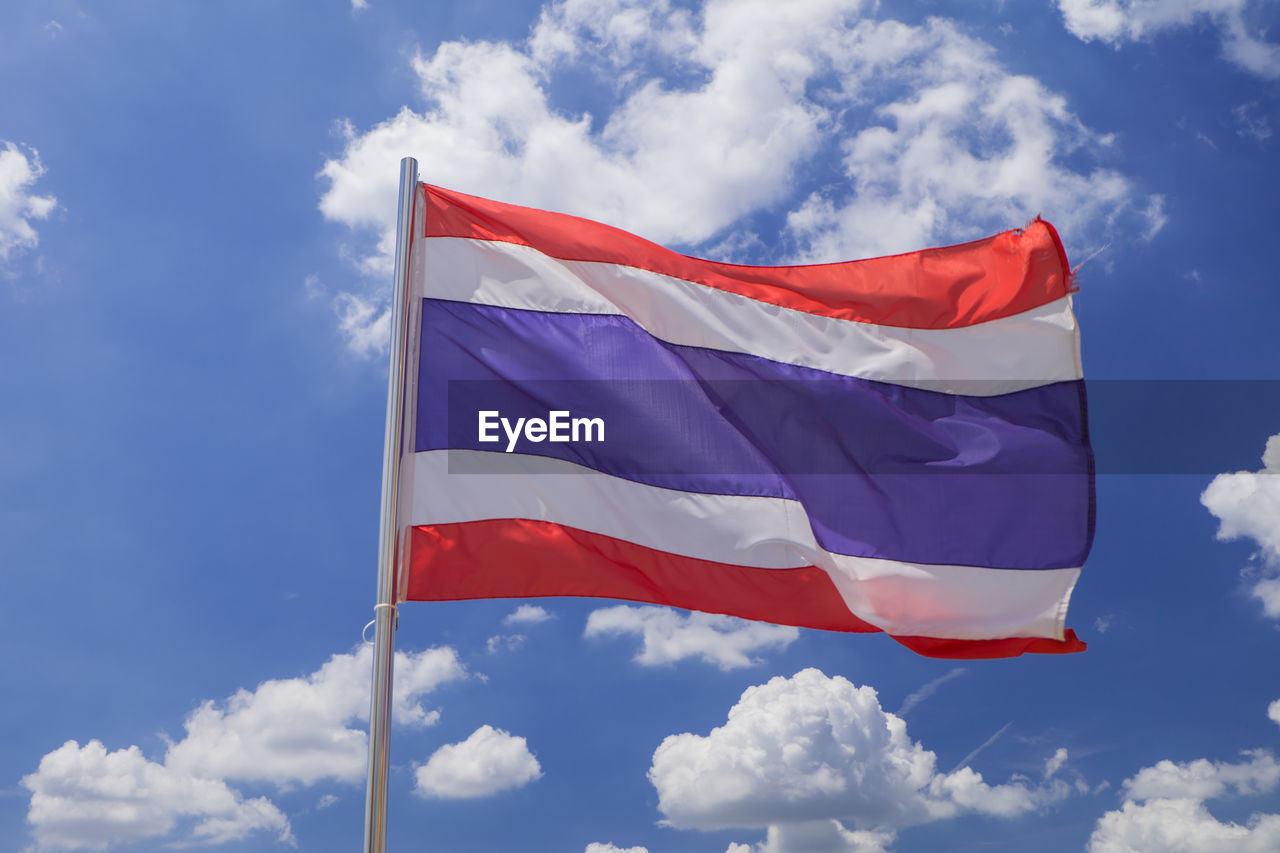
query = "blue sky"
xmin=3 ymin=1 xmax=1280 ymax=851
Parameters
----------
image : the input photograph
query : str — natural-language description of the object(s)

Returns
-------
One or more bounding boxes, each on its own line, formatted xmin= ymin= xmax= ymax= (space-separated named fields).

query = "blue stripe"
xmin=417 ymin=299 xmax=1093 ymax=570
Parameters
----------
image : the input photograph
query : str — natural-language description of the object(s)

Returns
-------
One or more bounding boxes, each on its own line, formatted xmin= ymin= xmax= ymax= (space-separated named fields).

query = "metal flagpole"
xmin=363 ymin=156 xmax=418 ymax=853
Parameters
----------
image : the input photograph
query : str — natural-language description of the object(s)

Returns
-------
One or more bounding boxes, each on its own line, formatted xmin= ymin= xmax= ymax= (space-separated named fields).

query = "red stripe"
xmin=403 ymin=520 xmax=1085 ymax=659
xmin=421 ymin=184 xmax=1072 ymax=330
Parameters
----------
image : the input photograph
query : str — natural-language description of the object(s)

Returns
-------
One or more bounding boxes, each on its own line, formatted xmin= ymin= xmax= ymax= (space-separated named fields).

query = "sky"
xmin=3 ymin=1 xmax=1280 ymax=851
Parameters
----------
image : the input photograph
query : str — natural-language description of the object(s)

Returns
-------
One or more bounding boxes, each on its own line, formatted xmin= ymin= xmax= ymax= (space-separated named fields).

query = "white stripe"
xmin=411 ymin=450 xmax=1078 ymax=641
xmin=420 ymin=238 xmax=1081 ymax=395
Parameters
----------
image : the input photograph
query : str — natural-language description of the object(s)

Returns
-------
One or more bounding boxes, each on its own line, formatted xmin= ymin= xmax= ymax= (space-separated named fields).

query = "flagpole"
xmin=363 ymin=156 xmax=418 ymax=853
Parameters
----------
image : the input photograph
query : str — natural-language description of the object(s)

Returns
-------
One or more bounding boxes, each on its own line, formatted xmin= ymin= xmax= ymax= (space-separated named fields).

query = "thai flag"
xmin=396 ymin=184 xmax=1092 ymax=659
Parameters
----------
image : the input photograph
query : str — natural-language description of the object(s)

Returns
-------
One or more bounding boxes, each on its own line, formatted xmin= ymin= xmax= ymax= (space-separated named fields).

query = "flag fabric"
xmin=395 ymin=184 xmax=1093 ymax=659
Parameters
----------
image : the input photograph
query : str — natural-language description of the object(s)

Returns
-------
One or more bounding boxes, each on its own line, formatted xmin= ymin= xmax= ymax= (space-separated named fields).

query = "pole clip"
xmin=362 ymin=603 xmax=399 ymax=643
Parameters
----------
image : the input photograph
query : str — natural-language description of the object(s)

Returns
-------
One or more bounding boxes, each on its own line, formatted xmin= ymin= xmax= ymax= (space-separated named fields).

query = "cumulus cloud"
xmin=530 ymin=0 xmax=698 ymax=66
xmin=736 ymin=821 xmax=897 ymax=853
xmin=648 ymin=668 xmax=1072 ymax=848
xmin=21 ymin=740 xmax=292 ymax=851
xmin=320 ymin=0 xmax=833 ymax=249
xmin=0 ymin=141 xmax=57 ymax=264
xmin=165 ymin=645 xmax=465 ymax=786
xmin=22 ymin=646 xmax=464 ymax=850
xmin=1200 ymin=432 xmax=1280 ymax=618
xmin=1057 ymin=0 xmax=1280 ymax=78
xmin=414 ymin=725 xmax=543 ymax=798
xmin=1088 ymin=708 xmax=1280 ymax=853
xmin=1087 ymin=699 xmax=1280 ymax=852
xmin=585 ymin=844 xmax=650 ymax=853
xmin=783 ymin=17 xmax=1144 ymax=262
xmin=1122 ymin=751 xmax=1280 ymax=801
xmin=505 ymin=603 xmax=553 ymax=625
xmin=318 ymin=0 xmax=1145 ymax=354
xmin=1089 ymin=798 xmax=1280 ymax=852
xmin=585 ymin=605 xmax=798 ymax=670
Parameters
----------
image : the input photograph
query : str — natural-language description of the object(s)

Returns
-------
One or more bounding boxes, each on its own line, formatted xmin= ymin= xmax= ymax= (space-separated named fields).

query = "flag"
xmin=394 ymin=184 xmax=1093 ymax=659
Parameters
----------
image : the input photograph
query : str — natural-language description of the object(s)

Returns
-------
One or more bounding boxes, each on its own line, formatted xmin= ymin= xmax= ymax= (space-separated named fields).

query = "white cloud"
xmin=1200 ymin=432 xmax=1280 ymax=619
xmin=1234 ymin=102 xmax=1273 ymax=141
xmin=896 ymin=667 xmax=967 ymax=717
xmin=0 ymin=141 xmax=57 ymax=264
xmin=1141 ymin=195 xmax=1167 ymax=241
xmin=21 ymin=740 xmax=292 ymax=851
xmin=585 ymin=605 xmax=798 ymax=670
xmin=740 ymin=820 xmax=897 ymax=853
xmin=485 ymin=605 xmax=550 ymax=651
xmin=505 ymin=603 xmax=553 ymax=625
xmin=1088 ymin=699 xmax=1280 ymax=852
xmin=1059 ymin=0 xmax=1230 ymax=41
xmin=165 ymin=645 xmax=465 ymax=786
xmin=1057 ymin=0 xmax=1280 ymax=78
xmin=1122 ymin=750 xmax=1280 ymax=801
xmin=585 ymin=844 xmax=650 ymax=853
xmin=786 ymin=18 xmax=1145 ymax=262
xmin=303 ymin=272 xmax=324 ymax=300
xmin=648 ymin=668 xmax=1071 ymax=842
xmin=1203 ymin=433 xmax=1280 ymax=558
xmin=333 ymin=291 xmax=391 ymax=358
xmin=1270 ymin=699 xmax=1280 ymax=727
xmin=1252 ymin=577 xmax=1280 ymax=619
xmin=530 ymin=0 xmax=698 ymax=66
xmin=318 ymin=0 xmax=1143 ymax=354
xmin=22 ymin=646 xmax=464 ymax=850
xmin=1045 ymin=747 xmax=1070 ymax=780
xmin=414 ymin=725 xmax=543 ymax=798
xmin=952 ymin=721 xmax=1013 ymax=775
xmin=1089 ymin=798 xmax=1280 ymax=852
xmin=486 ymin=633 xmax=526 ymax=653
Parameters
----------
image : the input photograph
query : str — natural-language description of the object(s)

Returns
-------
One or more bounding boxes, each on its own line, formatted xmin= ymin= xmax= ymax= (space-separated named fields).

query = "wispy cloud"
xmin=1057 ymin=0 xmax=1280 ymax=79
xmin=951 ymin=721 xmax=1014 ymax=774
xmin=1234 ymin=102 xmax=1273 ymax=141
xmin=897 ymin=667 xmax=967 ymax=717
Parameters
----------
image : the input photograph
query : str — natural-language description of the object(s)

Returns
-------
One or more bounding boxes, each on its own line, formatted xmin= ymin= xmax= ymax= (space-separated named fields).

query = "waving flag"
xmin=394 ymin=184 xmax=1093 ymax=659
